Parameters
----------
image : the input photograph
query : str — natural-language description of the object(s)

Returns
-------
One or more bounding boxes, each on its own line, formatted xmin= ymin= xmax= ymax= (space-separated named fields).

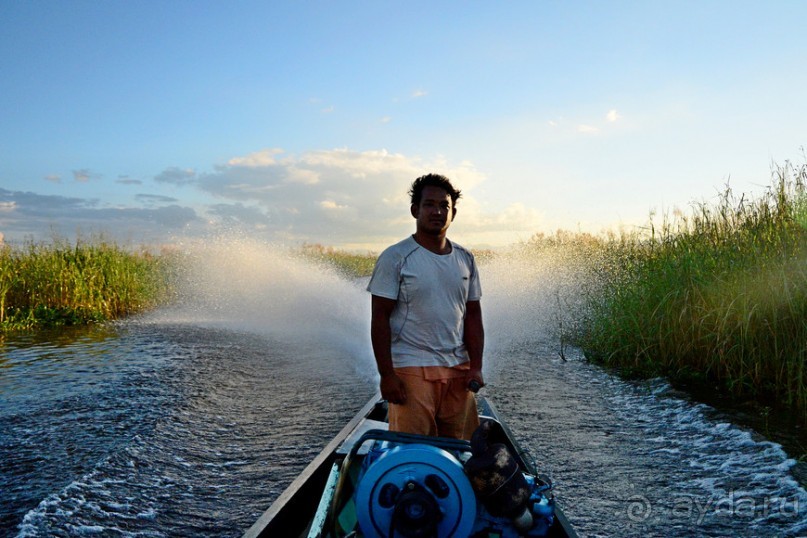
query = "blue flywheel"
xmin=354 ymin=444 xmax=476 ymax=538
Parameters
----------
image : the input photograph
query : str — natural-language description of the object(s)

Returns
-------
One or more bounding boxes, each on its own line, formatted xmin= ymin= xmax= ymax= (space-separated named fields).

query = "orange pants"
xmin=389 ymin=369 xmax=479 ymax=440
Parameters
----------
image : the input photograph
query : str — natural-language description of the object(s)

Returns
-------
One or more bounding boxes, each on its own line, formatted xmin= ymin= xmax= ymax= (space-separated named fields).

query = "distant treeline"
xmin=0 ymin=238 xmax=176 ymax=330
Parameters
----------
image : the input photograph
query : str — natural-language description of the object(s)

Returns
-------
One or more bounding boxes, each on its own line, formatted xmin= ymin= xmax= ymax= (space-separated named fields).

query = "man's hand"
xmin=465 ymin=368 xmax=485 ymax=392
xmin=380 ymin=373 xmax=407 ymax=404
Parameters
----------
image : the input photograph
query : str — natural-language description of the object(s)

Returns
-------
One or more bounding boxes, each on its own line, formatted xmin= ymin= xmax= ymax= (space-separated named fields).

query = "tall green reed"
xmin=570 ymin=161 xmax=807 ymax=419
xmin=0 ymin=237 xmax=176 ymax=330
xmin=299 ymin=243 xmax=378 ymax=277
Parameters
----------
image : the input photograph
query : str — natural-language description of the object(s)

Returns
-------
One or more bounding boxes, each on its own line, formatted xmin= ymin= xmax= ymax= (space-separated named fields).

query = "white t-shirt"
xmin=367 ymin=235 xmax=482 ymax=368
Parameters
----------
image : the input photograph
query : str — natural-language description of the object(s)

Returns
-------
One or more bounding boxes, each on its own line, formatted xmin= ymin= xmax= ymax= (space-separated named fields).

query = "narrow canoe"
xmin=243 ymin=394 xmax=578 ymax=538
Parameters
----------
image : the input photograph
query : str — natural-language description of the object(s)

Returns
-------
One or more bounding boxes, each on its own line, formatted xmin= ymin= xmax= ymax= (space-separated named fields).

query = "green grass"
xmin=565 ymin=160 xmax=807 ymax=420
xmin=299 ymin=243 xmax=378 ymax=277
xmin=0 ymin=237 xmax=177 ymax=331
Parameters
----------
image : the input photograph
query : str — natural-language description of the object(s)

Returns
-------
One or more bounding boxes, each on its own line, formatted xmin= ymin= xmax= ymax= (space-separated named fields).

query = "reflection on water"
xmin=1 ymin=238 xmax=805 ymax=537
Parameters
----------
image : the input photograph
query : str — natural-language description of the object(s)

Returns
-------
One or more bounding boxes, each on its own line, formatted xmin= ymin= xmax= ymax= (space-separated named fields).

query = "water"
xmin=1 ymin=237 xmax=806 ymax=537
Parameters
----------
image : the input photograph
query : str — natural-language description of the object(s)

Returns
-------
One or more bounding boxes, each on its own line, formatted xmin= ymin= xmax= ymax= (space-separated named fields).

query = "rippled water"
xmin=1 ymin=323 xmax=376 ymax=537
xmin=486 ymin=344 xmax=807 ymax=537
xmin=1 ymin=239 xmax=806 ymax=537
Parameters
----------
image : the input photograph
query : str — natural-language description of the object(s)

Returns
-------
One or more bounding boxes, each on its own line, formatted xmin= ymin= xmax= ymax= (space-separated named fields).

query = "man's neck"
xmin=413 ymin=231 xmax=451 ymax=255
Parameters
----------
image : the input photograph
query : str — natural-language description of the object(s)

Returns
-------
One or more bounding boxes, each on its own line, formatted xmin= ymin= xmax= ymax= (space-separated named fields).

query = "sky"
xmin=1 ymin=1 xmax=806 ymax=251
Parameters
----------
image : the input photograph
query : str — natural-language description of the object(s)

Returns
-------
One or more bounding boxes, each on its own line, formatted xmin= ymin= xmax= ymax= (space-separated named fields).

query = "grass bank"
xmin=300 ymin=243 xmax=377 ymax=277
xmin=565 ymin=161 xmax=807 ymax=422
xmin=0 ymin=238 xmax=176 ymax=331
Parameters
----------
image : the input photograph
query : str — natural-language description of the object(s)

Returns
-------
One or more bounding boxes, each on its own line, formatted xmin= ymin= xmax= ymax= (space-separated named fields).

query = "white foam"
xmin=143 ymin=235 xmax=376 ymax=379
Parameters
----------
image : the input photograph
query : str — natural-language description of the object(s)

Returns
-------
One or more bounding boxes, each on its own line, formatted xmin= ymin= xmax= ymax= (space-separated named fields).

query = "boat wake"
xmin=6 ymin=238 xmax=806 ymax=537
xmin=145 ymin=235 xmax=377 ymax=381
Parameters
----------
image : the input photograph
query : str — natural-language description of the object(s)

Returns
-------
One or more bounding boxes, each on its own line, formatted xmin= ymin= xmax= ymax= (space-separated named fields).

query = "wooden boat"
xmin=243 ymin=394 xmax=577 ymax=538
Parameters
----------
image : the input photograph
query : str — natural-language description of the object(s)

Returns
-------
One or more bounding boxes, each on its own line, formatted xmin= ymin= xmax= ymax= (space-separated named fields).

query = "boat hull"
xmin=242 ymin=394 xmax=577 ymax=538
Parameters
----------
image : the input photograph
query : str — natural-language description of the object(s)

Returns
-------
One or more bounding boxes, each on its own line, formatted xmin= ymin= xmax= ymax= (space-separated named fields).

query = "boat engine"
xmin=350 ymin=420 xmax=555 ymax=538
xmin=354 ymin=443 xmax=477 ymax=538
xmin=463 ymin=420 xmax=556 ymax=538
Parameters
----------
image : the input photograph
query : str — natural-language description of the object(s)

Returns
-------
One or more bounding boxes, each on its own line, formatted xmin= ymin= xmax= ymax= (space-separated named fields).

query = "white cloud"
xmin=1 ymin=150 xmax=546 ymax=249
xmin=606 ymin=109 xmax=621 ymax=122
xmin=286 ymin=167 xmax=320 ymax=185
xmin=320 ymin=200 xmax=347 ymax=210
xmin=381 ymin=116 xmax=392 ymax=124
xmin=494 ymin=203 xmax=544 ymax=228
xmin=227 ymin=149 xmax=283 ymax=168
xmin=193 ymin=148 xmax=526 ymax=249
xmin=412 ymin=89 xmax=428 ymax=98
xmin=452 ymin=199 xmax=545 ymax=238
xmin=44 ymin=174 xmax=61 ymax=183
xmin=577 ymin=124 xmax=599 ymax=134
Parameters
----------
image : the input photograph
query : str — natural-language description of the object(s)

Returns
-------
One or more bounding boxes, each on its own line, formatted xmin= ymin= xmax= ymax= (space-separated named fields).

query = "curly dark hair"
xmin=408 ymin=173 xmax=462 ymax=207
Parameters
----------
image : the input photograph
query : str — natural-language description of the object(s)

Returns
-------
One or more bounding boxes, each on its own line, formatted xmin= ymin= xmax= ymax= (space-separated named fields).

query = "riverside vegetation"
xmin=563 ymin=160 xmax=807 ymax=425
xmin=0 ymin=238 xmax=176 ymax=331
xmin=299 ymin=242 xmax=377 ymax=277
xmin=4 ymin=161 xmax=806 ymax=425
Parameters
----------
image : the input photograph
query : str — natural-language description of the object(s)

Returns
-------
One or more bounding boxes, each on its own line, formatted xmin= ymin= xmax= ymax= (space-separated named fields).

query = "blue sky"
xmin=1 ymin=1 xmax=805 ymax=250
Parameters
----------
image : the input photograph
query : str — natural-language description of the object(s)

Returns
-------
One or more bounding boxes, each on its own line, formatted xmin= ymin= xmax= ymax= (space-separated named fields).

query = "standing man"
xmin=367 ymin=173 xmax=484 ymax=440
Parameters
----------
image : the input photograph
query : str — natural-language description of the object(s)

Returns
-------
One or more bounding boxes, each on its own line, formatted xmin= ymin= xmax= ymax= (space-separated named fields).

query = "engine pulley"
xmin=354 ymin=444 xmax=476 ymax=538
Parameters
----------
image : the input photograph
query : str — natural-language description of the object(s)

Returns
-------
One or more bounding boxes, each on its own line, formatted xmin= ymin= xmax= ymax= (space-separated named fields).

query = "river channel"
xmin=1 ymin=239 xmax=806 ymax=537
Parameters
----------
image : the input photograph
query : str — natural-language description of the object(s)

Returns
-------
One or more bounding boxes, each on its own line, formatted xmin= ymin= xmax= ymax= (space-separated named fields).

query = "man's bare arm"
xmin=371 ymin=294 xmax=407 ymax=403
xmin=464 ymin=300 xmax=485 ymax=389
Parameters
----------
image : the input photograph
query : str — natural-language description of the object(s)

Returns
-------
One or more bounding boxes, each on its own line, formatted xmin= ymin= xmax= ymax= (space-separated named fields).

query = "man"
xmin=367 ymin=173 xmax=484 ymax=440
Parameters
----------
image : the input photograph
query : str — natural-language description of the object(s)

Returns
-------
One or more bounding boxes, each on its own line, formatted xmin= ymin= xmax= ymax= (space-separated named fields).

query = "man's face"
xmin=411 ymin=185 xmax=456 ymax=235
